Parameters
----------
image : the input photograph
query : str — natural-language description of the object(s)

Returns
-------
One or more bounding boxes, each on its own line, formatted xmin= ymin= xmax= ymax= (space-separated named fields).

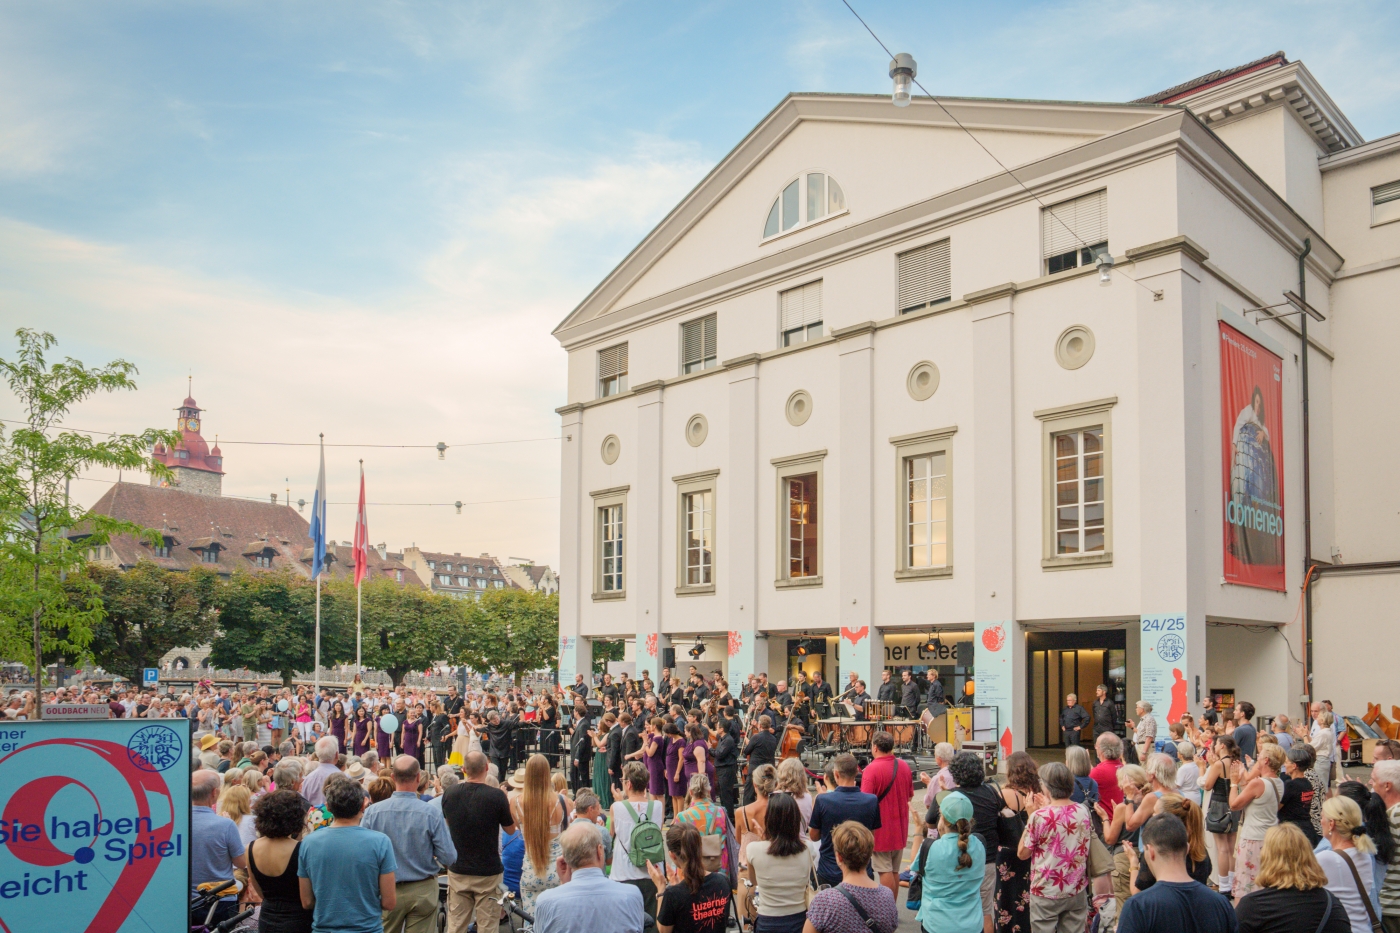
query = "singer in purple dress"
xmin=328 ymin=701 xmax=347 ymax=752
xmin=664 ymin=721 xmax=686 ymax=802
xmin=351 ymin=706 xmax=371 ymax=756
xmin=644 ymin=721 xmax=668 ymax=799
xmin=401 ymin=712 xmax=421 ymax=762
xmin=374 ymin=706 xmax=392 ymax=760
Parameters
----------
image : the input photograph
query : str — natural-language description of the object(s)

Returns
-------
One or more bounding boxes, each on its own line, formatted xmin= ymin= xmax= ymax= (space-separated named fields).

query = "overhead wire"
xmin=839 ymin=0 xmax=1165 ymax=301
xmin=0 ymin=417 xmax=561 ymax=449
xmin=65 ymin=474 xmax=556 ymax=509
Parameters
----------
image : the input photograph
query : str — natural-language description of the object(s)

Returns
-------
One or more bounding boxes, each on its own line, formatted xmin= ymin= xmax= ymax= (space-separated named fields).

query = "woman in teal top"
xmin=916 ymin=791 xmax=986 ymax=933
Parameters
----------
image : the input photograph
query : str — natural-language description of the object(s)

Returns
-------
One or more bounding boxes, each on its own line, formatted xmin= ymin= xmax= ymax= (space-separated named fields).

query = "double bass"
xmin=779 ymin=693 xmax=810 ymax=760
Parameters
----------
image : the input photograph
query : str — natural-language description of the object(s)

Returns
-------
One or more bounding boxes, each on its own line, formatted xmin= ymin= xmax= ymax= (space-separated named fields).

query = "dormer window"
xmin=250 ymin=554 xmax=272 ymax=568
xmin=763 ymin=173 xmax=846 ymax=240
xmin=444 ymin=562 xmax=453 ymax=571
xmin=201 ymin=547 xmax=219 ymax=564
xmin=456 ymin=576 xmax=468 ymax=587
xmin=437 ymin=574 xmax=451 ymax=585
xmin=154 ymin=537 xmax=174 ymax=558
xmin=395 ymin=569 xmax=404 ymax=583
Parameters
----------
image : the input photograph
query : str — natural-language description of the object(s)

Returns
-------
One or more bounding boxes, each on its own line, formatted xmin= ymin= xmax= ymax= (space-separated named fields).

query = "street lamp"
xmin=889 ymin=53 xmax=917 ymax=107
xmin=1096 ymin=251 xmax=1114 ymax=286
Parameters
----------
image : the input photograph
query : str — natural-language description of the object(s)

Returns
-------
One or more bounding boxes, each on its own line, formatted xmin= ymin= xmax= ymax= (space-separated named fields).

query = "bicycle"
xmin=190 ymin=880 xmax=256 ymax=933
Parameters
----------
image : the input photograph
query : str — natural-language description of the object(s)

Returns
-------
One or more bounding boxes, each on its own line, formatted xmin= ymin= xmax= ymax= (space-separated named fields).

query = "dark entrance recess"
xmin=1027 ymin=629 xmax=1127 ymax=747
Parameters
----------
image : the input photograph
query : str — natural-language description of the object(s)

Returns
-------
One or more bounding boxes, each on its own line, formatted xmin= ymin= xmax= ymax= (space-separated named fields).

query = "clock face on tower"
xmin=185 ymin=418 xmax=200 ymax=432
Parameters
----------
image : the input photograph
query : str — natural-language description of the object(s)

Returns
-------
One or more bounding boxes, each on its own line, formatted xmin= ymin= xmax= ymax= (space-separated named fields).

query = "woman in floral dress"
xmin=996 ymin=751 xmax=1040 ymax=933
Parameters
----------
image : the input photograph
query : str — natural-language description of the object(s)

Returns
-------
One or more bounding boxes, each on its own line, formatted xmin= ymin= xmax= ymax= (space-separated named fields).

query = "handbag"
xmin=698 ymin=805 xmax=725 ymax=874
xmin=1339 ymin=850 xmax=1383 ymax=932
xmin=1204 ymin=795 xmax=1234 ymax=834
xmin=1088 ymin=831 xmax=1113 ymax=877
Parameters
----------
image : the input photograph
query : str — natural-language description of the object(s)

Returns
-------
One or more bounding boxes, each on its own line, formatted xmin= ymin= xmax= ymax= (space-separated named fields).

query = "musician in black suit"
xmin=809 ymin=672 xmax=834 ymax=715
xmin=568 ymin=699 xmax=592 ymax=791
xmin=876 ymin=670 xmax=899 ymax=704
xmin=926 ymin=671 xmax=946 ymax=710
xmin=899 ymin=670 xmax=923 ymax=718
xmin=849 ymin=681 xmax=871 ymax=720
xmin=741 ymin=715 xmax=778 ymax=805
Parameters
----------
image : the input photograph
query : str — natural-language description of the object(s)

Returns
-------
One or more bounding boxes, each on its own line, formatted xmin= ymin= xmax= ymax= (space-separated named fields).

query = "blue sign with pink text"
xmin=0 ymin=718 xmax=190 ymax=933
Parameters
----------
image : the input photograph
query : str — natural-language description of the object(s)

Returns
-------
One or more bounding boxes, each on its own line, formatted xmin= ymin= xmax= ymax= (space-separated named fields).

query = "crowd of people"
xmin=17 ymin=670 xmax=1400 ymax=933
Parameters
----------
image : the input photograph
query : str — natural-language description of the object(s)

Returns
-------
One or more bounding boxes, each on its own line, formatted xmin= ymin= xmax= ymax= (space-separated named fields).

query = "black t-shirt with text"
xmin=657 ymin=872 xmax=730 ymax=933
xmin=441 ymin=782 xmax=514 ymax=876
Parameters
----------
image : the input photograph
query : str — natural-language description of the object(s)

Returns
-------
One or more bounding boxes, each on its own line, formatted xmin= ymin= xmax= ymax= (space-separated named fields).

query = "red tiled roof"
xmin=413 ymin=550 xmax=518 ymax=592
xmin=1133 ymin=52 xmax=1287 ymax=105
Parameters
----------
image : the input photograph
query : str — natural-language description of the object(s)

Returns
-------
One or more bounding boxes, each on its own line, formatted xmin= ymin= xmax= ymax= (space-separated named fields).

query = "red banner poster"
xmin=1220 ymin=322 xmax=1286 ymax=590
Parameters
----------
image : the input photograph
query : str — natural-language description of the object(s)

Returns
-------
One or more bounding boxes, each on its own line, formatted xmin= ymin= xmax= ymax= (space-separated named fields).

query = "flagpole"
xmin=315 ymin=575 xmax=322 ymax=697
xmin=356 ymin=574 xmax=363 ymax=675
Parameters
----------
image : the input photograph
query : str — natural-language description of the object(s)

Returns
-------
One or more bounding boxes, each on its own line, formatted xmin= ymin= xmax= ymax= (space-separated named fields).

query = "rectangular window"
xmin=252 ymin=555 xmax=272 ymax=568
xmin=154 ymin=544 xmax=171 ymax=558
xmin=906 ymin=452 xmax=949 ymax=568
xmin=438 ymin=574 xmax=451 ymax=585
xmin=787 ymin=474 xmax=818 ymax=578
xmin=456 ymin=576 xmax=468 ymax=586
xmin=897 ymin=240 xmax=952 ymax=314
xmin=680 ymin=315 xmax=718 ymax=374
xmin=202 ymin=548 xmax=219 ymax=564
xmin=1054 ymin=428 xmax=1105 ymax=555
xmin=1037 ymin=397 xmax=1114 ymax=569
xmin=599 ymin=504 xmax=624 ymax=592
xmin=1042 ymin=190 xmax=1108 ymax=274
xmin=779 ymin=280 xmax=823 ymax=347
xmin=598 ymin=343 xmax=628 ymax=398
xmin=1373 ymin=179 xmax=1400 ymax=226
xmin=395 ymin=570 xmax=403 ymax=582
xmin=683 ymin=490 xmax=713 ymax=586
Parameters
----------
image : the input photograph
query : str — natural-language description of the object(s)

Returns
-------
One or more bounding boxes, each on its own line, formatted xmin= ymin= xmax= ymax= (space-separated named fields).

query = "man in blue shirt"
xmin=190 ymin=770 xmax=246 ymax=927
xmin=533 ymin=822 xmax=644 ymax=933
xmin=808 ymin=753 xmax=881 ymax=886
xmin=362 ymin=756 xmax=456 ymax=933
xmin=1118 ymin=814 xmax=1235 ymax=933
xmin=299 ymin=775 xmax=398 ymax=933
xmin=1233 ymin=701 xmax=1258 ymax=762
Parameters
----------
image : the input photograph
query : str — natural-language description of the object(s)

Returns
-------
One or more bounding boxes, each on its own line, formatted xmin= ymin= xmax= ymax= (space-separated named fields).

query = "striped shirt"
xmin=1381 ymin=801 xmax=1400 ymax=917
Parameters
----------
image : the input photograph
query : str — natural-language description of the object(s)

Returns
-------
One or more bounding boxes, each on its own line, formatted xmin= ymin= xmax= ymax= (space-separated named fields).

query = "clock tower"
xmin=150 ymin=389 xmax=225 ymax=496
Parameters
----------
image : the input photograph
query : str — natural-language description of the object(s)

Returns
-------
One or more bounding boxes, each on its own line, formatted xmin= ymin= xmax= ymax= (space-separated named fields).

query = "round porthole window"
xmin=600 ymin=434 xmax=621 ymax=465
xmin=906 ymin=361 xmax=940 ymax=401
xmin=785 ymin=390 xmax=813 ymax=427
xmin=685 ymin=414 xmax=709 ymax=447
xmin=1055 ymin=326 xmax=1096 ymax=370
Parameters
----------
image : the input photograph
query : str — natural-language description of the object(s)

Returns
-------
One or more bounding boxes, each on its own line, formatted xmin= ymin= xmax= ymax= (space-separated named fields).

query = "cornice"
xmin=1319 ymin=131 xmax=1400 ymax=173
xmin=1124 ymin=235 xmax=1210 ymax=264
xmin=1179 ymin=60 xmax=1361 ymax=154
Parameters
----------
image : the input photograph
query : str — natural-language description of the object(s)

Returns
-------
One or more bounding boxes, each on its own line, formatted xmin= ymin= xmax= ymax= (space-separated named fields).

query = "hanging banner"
xmin=1140 ymin=613 xmax=1190 ymax=725
xmin=1220 ymin=322 xmax=1286 ymax=591
xmin=972 ymin=620 xmax=1014 ymax=760
xmin=0 ymin=718 xmax=191 ymax=933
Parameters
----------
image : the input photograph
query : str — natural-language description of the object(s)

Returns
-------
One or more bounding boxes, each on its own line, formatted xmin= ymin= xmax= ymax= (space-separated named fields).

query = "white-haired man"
xmin=191 ymin=770 xmax=246 ymax=927
xmin=1370 ymin=759 xmax=1400 ymax=932
xmin=300 ymin=735 xmax=341 ymax=807
xmin=532 ymin=821 xmax=643 ymax=933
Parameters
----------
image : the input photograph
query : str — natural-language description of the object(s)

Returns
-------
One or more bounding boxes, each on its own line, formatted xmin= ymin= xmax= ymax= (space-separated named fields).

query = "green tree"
xmin=592 ymin=639 xmax=625 ymax=676
xmin=208 ymin=570 xmax=353 ymax=686
xmin=454 ymin=589 xmax=558 ymax=685
xmin=0 ymin=329 xmax=177 ymax=703
xmin=330 ymin=575 xmax=462 ymax=687
xmin=79 ymin=562 xmax=221 ymax=681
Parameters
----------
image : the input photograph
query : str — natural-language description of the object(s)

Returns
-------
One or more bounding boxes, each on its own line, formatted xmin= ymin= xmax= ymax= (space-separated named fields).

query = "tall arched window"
xmin=762 ymin=172 xmax=846 ymax=240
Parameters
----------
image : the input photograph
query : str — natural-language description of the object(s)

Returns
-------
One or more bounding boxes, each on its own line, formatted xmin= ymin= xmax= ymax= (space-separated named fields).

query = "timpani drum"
xmin=818 ymin=718 xmax=844 ymax=744
xmin=882 ymin=720 xmax=917 ymax=746
xmin=845 ymin=721 xmax=873 ymax=746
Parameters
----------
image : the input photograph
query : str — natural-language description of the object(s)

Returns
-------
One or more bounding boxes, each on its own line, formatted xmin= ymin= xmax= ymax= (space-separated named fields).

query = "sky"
xmin=2 ymin=0 xmax=1398 ymax=569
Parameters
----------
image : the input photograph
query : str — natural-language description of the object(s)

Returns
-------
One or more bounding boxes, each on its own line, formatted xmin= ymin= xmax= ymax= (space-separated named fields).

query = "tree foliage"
xmin=0 ymin=329 xmax=178 ymax=693
xmin=80 ymin=562 xmax=221 ymax=681
xmin=208 ymin=571 xmax=354 ymax=686
xmin=454 ymin=588 xmax=559 ymax=685
xmin=327 ymin=575 xmax=464 ymax=687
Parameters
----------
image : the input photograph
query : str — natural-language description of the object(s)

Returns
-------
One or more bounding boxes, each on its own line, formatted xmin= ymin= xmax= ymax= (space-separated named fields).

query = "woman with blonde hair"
xmin=775 ymin=757 xmax=814 ymax=833
xmin=1315 ymin=795 xmax=1378 ymax=933
xmin=513 ymin=753 xmax=565 ymax=915
xmin=1126 ymin=793 xmax=1212 ymax=892
xmin=1229 ymin=742 xmax=1287 ymax=899
xmin=242 ymin=768 xmax=266 ymax=798
xmin=1099 ymin=764 xmax=1151 ymax=919
xmin=1235 ymin=823 xmax=1349 ymax=933
xmin=219 ymin=784 xmax=258 ymax=848
xmin=736 ymin=764 xmax=777 ymax=858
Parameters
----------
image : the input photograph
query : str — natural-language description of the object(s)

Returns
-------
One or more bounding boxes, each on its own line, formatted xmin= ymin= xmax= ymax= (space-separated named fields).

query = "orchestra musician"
xmin=848 ymin=680 xmax=872 ymax=720
xmin=876 ymin=670 xmax=899 ymax=704
xmin=741 ymin=714 xmax=778 ymax=805
xmin=809 ymin=671 xmax=834 ymax=717
xmin=899 ymin=670 xmax=922 ymax=719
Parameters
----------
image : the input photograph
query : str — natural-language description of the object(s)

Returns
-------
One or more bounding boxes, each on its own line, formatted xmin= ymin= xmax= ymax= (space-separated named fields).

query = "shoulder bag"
xmin=1339 ymin=850 xmax=1383 ymax=932
xmin=1312 ymin=889 xmax=1335 ymax=933
xmin=838 ymin=886 xmax=895 ymax=933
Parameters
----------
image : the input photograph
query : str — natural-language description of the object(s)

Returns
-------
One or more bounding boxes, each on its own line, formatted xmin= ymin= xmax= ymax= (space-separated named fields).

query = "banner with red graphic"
xmin=0 ymin=719 xmax=191 ymax=933
xmin=973 ymin=620 xmax=1013 ymax=761
xmin=1140 ymin=613 xmax=1190 ymax=725
xmin=1220 ymin=322 xmax=1286 ymax=591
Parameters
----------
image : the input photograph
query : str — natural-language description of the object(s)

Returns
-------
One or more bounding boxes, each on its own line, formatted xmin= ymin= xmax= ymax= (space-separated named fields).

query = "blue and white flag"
xmin=309 ymin=435 xmax=328 ymax=579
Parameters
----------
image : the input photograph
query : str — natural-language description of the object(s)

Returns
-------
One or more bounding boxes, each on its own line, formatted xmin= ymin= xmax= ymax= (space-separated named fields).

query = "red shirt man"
xmin=1090 ymin=733 xmax=1125 ymax=806
xmin=861 ymin=731 xmax=913 ymax=899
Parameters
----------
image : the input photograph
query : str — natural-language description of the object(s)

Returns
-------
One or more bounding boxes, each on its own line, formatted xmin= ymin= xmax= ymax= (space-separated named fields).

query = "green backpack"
xmin=622 ymin=801 xmax=666 ymax=868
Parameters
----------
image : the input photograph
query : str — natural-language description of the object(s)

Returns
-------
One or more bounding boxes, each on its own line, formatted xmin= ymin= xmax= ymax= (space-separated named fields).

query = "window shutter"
xmin=599 ymin=343 xmax=628 ymax=379
xmin=703 ymin=315 xmax=717 ymax=361
xmin=780 ymin=280 xmax=822 ymax=331
xmin=1042 ymin=189 xmax=1107 ymax=258
xmin=681 ymin=316 xmax=717 ymax=369
xmin=897 ymin=240 xmax=952 ymax=313
xmin=1374 ymin=180 xmax=1400 ymax=205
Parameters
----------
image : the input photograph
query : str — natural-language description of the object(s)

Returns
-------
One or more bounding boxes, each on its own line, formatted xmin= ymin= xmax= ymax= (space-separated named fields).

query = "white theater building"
xmin=552 ymin=53 xmax=1400 ymax=749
